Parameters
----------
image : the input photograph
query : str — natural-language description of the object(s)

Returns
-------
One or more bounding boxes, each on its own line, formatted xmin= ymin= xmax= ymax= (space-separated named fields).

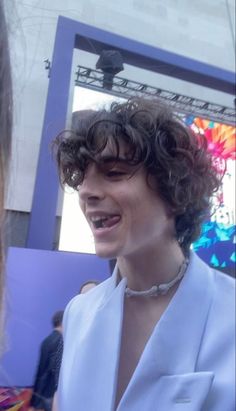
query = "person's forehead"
xmin=81 ymin=282 xmax=97 ymax=293
xmin=95 ymin=138 xmax=130 ymax=160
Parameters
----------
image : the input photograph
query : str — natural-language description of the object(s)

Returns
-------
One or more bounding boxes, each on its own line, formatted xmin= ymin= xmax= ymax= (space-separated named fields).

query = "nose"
xmin=79 ymin=164 xmax=105 ymax=203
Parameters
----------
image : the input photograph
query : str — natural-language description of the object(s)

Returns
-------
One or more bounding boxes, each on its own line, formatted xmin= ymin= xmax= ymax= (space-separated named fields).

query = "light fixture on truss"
xmin=75 ymin=65 xmax=235 ymax=126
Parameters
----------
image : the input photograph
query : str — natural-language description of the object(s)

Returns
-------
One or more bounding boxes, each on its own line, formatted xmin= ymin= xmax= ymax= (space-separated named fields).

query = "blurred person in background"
xmin=79 ymin=279 xmax=99 ymax=294
xmin=29 ymin=311 xmax=64 ymax=411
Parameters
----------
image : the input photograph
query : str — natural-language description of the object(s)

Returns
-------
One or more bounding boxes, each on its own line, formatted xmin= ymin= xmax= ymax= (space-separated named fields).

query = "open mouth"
xmin=91 ymin=215 xmax=121 ymax=230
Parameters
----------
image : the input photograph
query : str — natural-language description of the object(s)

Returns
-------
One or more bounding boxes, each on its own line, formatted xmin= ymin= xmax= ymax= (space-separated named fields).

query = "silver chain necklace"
xmin=125 ymin=258 xmax=189 ymax=298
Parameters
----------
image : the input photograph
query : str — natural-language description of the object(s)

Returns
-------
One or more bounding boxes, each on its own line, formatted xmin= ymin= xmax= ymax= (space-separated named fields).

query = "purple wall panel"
xmin=0 ymin=247 xmax=110 ymax=387
xmin=26 ymin=18 xmax=76 ymax=250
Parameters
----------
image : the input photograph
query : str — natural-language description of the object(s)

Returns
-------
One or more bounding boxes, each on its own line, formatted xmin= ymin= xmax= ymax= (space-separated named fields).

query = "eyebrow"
xmin=98 ymin=155 xmax=129 ymax=164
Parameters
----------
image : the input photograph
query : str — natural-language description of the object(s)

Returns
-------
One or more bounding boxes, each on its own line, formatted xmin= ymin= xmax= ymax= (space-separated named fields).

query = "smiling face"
xmin=78 ymin=142 xmax=175 ymax=260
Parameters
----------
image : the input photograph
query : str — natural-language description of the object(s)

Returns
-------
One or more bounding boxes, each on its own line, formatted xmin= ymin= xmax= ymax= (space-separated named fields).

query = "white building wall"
xmin=4 ymin=0 xmax=235 ymax=213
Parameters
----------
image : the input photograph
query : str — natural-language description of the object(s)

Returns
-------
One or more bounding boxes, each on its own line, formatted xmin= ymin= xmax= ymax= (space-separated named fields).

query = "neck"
xmin=117 ymin=241 xmax=186 ymax=291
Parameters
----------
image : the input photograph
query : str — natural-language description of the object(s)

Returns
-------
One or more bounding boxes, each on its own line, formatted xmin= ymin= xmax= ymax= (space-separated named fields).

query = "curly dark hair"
xmin=53 ymin=97 xmax=221 ymax=252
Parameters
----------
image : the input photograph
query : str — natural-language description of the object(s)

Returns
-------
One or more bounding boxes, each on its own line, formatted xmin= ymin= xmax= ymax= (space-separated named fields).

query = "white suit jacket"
xmin=58 ymin=253 xmax=235 ymax=411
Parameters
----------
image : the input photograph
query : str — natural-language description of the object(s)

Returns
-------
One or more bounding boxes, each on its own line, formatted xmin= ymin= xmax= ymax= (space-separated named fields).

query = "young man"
xmin=53 ymin=98 xmax=235 ymax=410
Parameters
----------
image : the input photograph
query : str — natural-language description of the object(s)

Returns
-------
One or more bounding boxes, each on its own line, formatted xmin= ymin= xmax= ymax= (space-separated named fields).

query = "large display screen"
xmin=184 ymin=116 xmax=235 ymax=271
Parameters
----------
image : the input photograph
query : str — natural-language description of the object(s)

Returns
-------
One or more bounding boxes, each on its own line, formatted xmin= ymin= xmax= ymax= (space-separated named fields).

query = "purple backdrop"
xmin=0 ymin=247 xmax=110 ymax=387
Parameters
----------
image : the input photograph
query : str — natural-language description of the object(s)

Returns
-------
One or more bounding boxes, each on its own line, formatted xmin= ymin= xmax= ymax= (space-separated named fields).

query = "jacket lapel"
xmin=60 ymin=270 xmax=127 ymax=411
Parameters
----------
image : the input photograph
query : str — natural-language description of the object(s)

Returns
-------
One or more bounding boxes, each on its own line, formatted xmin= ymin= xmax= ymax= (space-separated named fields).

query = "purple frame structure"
xmin=26 ymin=15 xmax=235 ymax=250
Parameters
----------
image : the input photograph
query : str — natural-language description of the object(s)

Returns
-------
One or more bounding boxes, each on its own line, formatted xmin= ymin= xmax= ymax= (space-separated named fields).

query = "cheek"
xmin=135 ymin=194 xmax=168 ymax=228
xmin=125 ymin=198 xmax=151 ymax=230
xmin=78 ymin=197 xmax=85 ymax=214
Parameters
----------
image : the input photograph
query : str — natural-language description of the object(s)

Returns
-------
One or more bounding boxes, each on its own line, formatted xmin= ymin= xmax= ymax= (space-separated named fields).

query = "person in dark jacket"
xmin=29 ymin=310 xmax=64 ymax=411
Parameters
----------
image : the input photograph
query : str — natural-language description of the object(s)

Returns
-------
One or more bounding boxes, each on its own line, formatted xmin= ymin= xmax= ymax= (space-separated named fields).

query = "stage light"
xmin=96 ymin=50 xmax=124 ymax=90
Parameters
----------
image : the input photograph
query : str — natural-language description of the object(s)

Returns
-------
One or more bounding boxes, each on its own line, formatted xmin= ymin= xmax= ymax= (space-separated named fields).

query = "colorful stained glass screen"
xmin=184 ymin=116 xmax=235 ymax=271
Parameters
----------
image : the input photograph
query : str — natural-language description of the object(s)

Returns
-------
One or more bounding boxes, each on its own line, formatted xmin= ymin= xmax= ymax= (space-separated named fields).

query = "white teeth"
xmin=91 ymin=216 xmax=108 ymax=222
xmin=90 ymin=216 xmax=109 ymax=229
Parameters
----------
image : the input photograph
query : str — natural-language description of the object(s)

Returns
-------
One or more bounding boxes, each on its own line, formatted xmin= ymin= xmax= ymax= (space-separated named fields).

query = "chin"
xmin=95 ymin=244 xmax=120 ymax=260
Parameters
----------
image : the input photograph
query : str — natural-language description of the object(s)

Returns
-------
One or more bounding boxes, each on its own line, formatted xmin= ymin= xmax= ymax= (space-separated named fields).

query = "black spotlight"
xmin=96 ymin=50 xmax=124 ymax=90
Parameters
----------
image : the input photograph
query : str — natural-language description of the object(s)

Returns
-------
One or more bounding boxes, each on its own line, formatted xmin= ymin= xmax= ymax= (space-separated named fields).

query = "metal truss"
xmin=75 ymin=65 xmax=236 ymax=126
